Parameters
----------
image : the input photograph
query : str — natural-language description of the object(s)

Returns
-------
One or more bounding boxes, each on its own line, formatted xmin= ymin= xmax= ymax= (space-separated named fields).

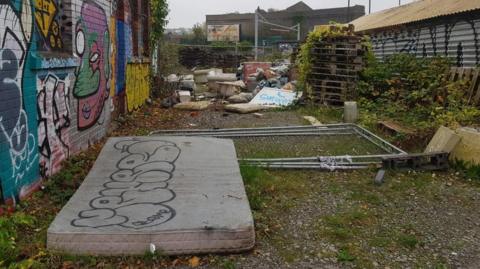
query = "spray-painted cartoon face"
xmin=73 ymin=1 xmax=110 ymax=130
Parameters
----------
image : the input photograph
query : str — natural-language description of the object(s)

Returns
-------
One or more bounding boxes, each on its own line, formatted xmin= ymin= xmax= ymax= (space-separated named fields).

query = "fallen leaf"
xmin=189 ymin=256 xmax=200 ymax=267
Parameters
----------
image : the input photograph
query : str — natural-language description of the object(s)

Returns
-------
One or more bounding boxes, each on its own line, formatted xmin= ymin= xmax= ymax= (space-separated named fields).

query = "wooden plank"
xmin=468 ymin=69 xmax=480 ymax=104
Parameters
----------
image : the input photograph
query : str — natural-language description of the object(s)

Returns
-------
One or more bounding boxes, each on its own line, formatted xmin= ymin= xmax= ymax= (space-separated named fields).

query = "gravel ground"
xmin=22 ymin=104 xmax=480 ymax=269
xmin=137 ymin=108 xmax=480 ymax=269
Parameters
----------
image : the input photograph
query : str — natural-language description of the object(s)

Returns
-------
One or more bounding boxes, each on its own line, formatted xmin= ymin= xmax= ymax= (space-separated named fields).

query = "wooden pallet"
xmin=449 ymin=67 xmax=480 ymax=106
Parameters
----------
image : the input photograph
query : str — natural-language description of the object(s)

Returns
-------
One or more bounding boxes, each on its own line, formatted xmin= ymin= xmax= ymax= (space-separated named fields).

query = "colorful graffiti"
xmin=73 ymin=1 xmax=110 ymax=130
xmin=126 ymin=63 xmax=149 ymax=112
xmin=37 ymin=73 xmax=72 ymax=177
xmin=33 ymin=0 xmax=63 ymax=50
xmin=0 ymin=0 xmax=150 ymax=203
xmin=0 ymin=0 xmax=39 ymax=201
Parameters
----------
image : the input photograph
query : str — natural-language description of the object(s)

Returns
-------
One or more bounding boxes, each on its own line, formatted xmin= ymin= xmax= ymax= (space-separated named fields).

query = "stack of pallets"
xmin=308 ymin=34 xmax=366 ymax=104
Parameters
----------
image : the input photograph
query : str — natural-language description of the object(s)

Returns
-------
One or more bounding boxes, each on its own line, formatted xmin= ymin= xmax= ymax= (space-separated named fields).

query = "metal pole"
xmin=347 ymin=0 xmax=351 ymax=21
xmin=369 ymin=0 xmax=371 ymax=14
xmin=399 ymin=0 xmax=401 ymax=6
xmin=297 ymin=23 xmax=301 ymax=41
xmin=255 ymin=8 xmax=259 ymax=61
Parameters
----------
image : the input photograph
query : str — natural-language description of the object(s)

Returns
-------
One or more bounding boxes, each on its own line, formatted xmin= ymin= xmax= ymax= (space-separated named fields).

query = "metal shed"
xmin=351 ymin=0 xmax=480 ymax=67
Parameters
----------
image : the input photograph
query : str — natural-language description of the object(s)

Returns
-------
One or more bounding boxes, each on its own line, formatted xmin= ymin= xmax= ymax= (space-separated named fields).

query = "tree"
xmin=150 ymin=0 xmax=169 ymax=47
xmin=192 ymin=23 xmax=207 ymax=45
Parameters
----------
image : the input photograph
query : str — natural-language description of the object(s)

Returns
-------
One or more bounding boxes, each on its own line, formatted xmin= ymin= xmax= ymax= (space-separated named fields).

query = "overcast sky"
xmin=167 ymin=0 xmax=415 ymax=28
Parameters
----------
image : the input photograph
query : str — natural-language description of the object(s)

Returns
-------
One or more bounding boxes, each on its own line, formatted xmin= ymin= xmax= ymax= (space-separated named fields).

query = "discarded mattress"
xmin=47 ymin=137 xmax=255 ymax=255
xmin=250 ymin=87 xmax=301 ymax=106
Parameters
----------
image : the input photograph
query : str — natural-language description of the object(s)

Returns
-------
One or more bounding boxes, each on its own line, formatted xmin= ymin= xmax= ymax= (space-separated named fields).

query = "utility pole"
xmin=347 ymin=0 xmax=351 ymax=21
xmin=399 ymin=0 xmax=401 ymax=6
xmin=255 ymin=8 xmax=259 ymax=60
xmin=369 ymin=0 xmax=371 ymax=14
xmin=297 ymin=24 xmax=301 ymax=41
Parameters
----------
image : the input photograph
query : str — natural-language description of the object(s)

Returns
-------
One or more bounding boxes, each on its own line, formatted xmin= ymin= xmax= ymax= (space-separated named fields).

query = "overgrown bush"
xmin=358 ymin=53 xmax=480 ymax=130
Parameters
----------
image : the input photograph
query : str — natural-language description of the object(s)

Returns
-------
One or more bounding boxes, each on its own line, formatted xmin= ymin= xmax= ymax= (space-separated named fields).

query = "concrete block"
xmin=194 ymin=69 xmax=223 ymax=84
xmin=178 ymin=91 xmax=191 ymax=103
xmin=451 ymin=127 xmax=480 ymax=165
xmin=174 ymin=101 xmax=211 ymax=111
xmin=47 ymin=137 xmax=255 ymax=255
xmin=207 ymin=73 xmax=237 ymax=92
xmin=425 ymin=126 xmax=461 ymax=154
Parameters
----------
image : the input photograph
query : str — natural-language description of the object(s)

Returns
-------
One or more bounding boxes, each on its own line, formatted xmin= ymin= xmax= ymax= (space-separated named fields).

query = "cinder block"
xmin=425 ymin=126 xmax=461 ymax=154
xmin=451 ymin=128 xmax=480 ymax=165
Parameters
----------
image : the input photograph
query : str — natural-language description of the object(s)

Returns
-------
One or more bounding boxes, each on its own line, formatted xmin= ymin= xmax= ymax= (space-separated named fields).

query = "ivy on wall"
xmin=149 ymin=0 xmax=168 ymax=47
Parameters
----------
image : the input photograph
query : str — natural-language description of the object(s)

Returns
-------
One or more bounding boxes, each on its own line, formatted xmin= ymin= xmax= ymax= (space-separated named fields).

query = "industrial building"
xmin=206 ymin=1 xmax=365 ymax=45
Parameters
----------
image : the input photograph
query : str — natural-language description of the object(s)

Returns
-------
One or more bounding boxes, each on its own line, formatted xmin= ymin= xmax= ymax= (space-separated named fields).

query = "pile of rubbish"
xmin=161 ymin=60 xmax=302 ymax=114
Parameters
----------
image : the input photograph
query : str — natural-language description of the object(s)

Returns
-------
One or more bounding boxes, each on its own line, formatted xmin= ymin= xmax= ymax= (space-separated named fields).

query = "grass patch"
xmin=453 ymin=160 xmax=480 ymax=181
xmin=396 ymin=233 xmax=419 ymax=249
xmin=296 ymin=105 xmax=344 ymax=124
xmin=319 ymin=208 xmax=374 ymax=241
xmin=0 ymin=212 xmax=36 ymax=266
xmin=240 ymin=165 xmax=272 ymax=211
xmin=221 ymin=259 xmax=236 ymax=269
xmin=337 ymin=248 xmax=356 ymax=262
xmin=350 ymin=191 xmax=382 ymax=205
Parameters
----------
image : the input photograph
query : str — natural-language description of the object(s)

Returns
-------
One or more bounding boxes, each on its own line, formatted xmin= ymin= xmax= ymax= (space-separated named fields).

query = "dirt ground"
xmin=7 ymin=101 xmax=480 ymax=269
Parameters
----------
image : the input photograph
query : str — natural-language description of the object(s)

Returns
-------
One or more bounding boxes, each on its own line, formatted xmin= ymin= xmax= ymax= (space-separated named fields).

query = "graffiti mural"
xmin=108 ymin=0 xmax=133 ymax=114
xmin=371 ymin=17 xmax=480 ymax=67
xmin=37 ymin=73 xmax=73 ymax=177
xmin=0 ymin=0 xmax=39 ymax=201
xmin=0 ymin=0 xmax=150 ymax=202
xmin=126 ymin=63 xmax=149 ymax=112
xmin=33 ymin=0 xmax=63 ymax=50
xmin=72 ymin=139 xmax=180 ymax=229
xmin=73 ymin=1 xmax=110 ymax=130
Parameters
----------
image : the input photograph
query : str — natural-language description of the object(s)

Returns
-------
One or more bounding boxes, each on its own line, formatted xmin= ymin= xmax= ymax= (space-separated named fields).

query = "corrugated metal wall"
xmin=368 ymin=12 xmax=480 ymax=67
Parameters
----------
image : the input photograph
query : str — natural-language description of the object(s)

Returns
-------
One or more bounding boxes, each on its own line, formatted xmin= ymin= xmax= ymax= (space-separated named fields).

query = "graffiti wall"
xmin=0 ymin=0 xmax=39 ymax=202
xmin=369 ymin=12 xmax=480 ymax=67
xmin=126 ymin=63 xmax=149 ymax=112
xmin=0 ymin=0 xmax=151 ymax=203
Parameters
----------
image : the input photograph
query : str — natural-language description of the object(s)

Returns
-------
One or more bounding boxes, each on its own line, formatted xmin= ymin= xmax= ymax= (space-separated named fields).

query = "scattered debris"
xmin=174 ymin=101 xmax=211 ymax=111
xmin=425 ymin=126 xmax=461 ymax=153
xmin=217 ymin=81 xmax=245 ymax=97
xmin=382 ymin=152 xmax=450 ymax=171
xmin=253 ymin=113 xmax=264 ymax=118
xmin=224 ymin=104 xmax=269 ymax=114
xmin=451 ymin=127 xmax=480 ymax=165
xmin=207 ymin=73 xmax=237 ymax=92
xmin=227 ymin=92 xmax=254 ymax=104
xmin=250 ymin=87 xmax=301 ymax=107
xmin=243 ymin=62 xmax=272 ymax=82
xmin=303 ymin=116 xmax=323 ymax=126
xmin=378 ymin=120 xmax=416 ymax=135
xmin=194 ymin=68 xmax=222 ymax=83
xmin=178 ymin=91 xmax=192 ymax=103
xmin=374 ymin=169 xmax=386 ymax=185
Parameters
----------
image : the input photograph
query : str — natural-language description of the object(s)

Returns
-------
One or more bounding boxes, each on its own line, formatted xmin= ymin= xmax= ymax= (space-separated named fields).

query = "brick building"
xmin=0 ymin=0 xmax=151 ymax=203
xmin=206 ymin=1 xmax=365 ymax=44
